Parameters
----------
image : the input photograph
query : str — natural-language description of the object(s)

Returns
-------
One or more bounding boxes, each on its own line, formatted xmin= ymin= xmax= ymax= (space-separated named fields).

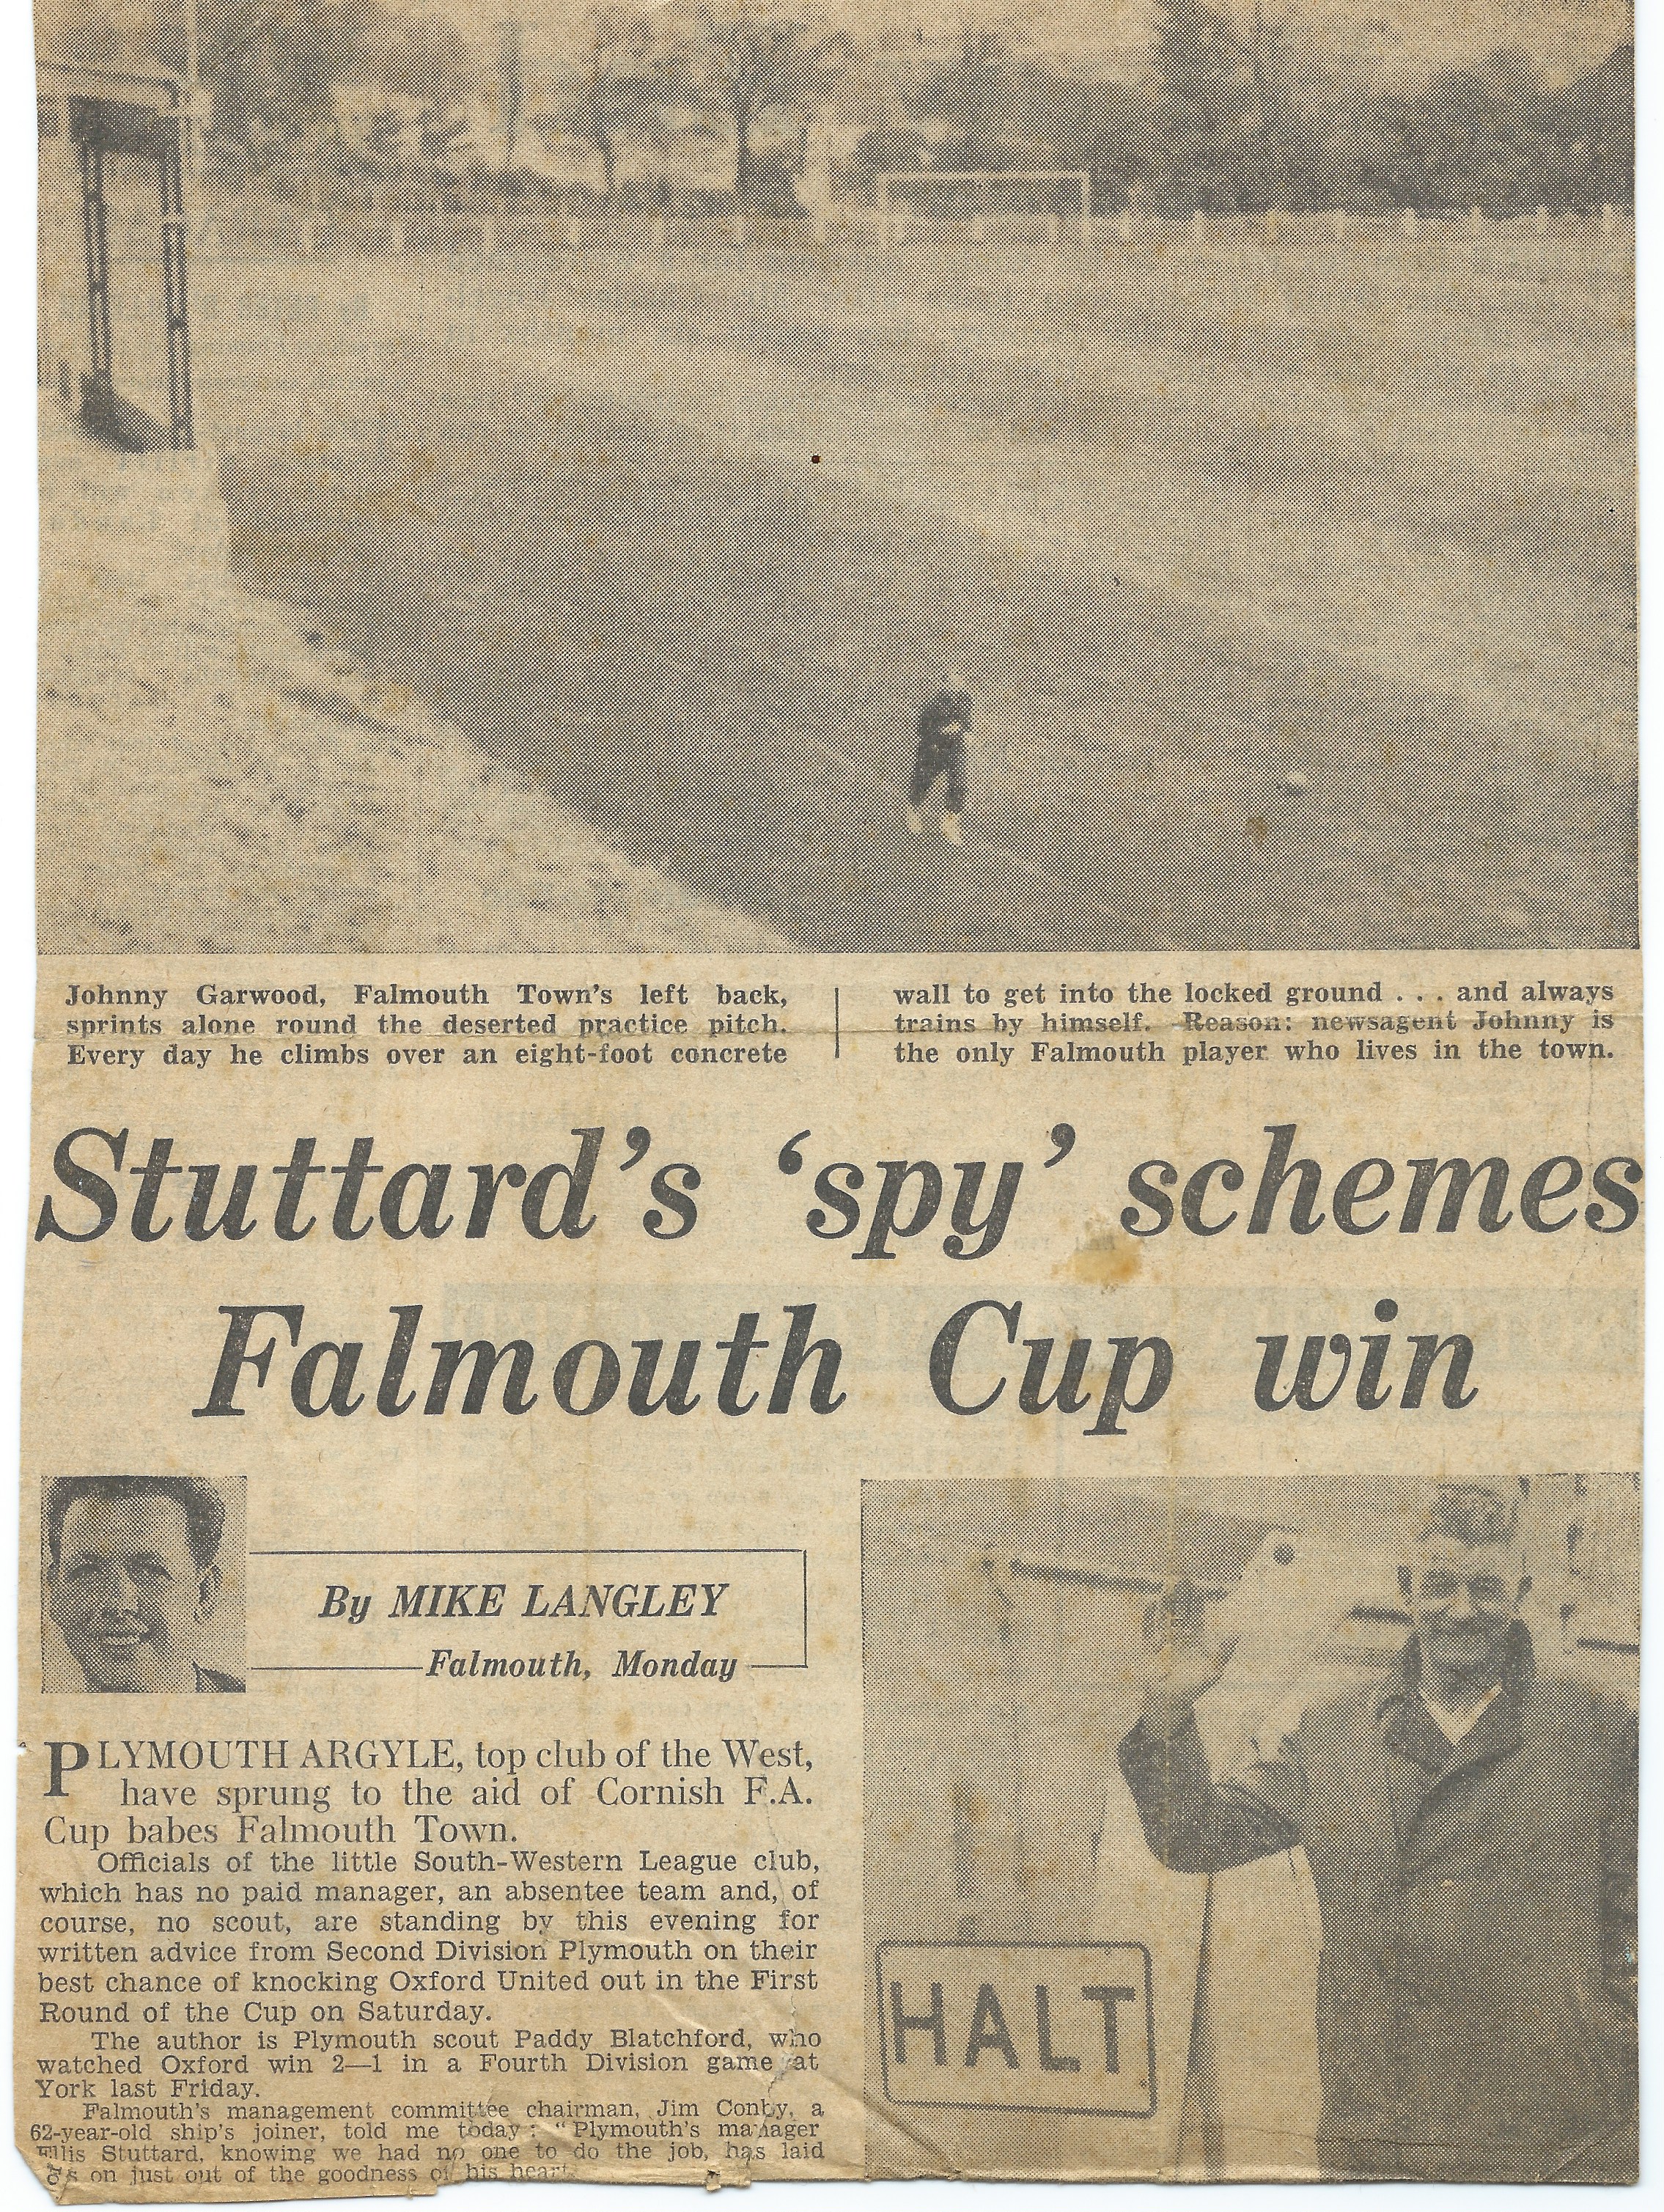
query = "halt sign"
xmin=876 ymin=1941 xmax=1156 ymax=2116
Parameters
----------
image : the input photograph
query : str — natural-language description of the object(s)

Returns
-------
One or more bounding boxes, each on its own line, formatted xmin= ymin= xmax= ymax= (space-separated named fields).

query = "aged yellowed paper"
xmin=27 ymin=0 xmax=1637 ymax=2193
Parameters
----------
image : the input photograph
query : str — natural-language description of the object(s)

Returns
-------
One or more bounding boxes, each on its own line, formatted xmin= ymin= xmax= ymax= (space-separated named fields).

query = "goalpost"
xmin=873 ymin=169 xmax=1092 ymax=248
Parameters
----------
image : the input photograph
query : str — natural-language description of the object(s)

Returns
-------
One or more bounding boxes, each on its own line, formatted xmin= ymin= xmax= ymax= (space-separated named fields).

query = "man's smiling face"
xmin=50 ymin=1492 xmax=217 ymax=1693
xmin=1408 ymin=1531 xmax=1523 ymax=1700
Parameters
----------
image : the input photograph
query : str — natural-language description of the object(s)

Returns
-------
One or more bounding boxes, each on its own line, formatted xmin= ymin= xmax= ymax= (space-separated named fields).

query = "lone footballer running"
xmin=906 ymin=678 xmax=973 ymax=845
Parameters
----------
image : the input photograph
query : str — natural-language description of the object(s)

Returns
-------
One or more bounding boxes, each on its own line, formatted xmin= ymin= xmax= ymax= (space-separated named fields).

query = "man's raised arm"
xmin=1116 ymin=1584 xmax=1306 ymax=1873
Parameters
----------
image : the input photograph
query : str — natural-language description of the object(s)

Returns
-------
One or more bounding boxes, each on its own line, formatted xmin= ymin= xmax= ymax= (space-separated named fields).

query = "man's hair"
xmin=46 ymin=1477 xmax=226 ymax=1574
xmin=1414 ymin=1482 xmax=1522 ymax=1551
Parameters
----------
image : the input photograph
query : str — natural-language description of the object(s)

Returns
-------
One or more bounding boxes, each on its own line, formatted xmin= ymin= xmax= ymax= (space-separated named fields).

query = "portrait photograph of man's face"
xmin=1405 ymin=1526 xmax=1525 ymax=1692
xmin=45 ymin=1477 xmax=245 ymax=1694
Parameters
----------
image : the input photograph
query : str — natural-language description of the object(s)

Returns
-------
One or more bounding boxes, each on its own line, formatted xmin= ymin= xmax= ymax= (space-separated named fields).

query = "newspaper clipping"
xmin=26 ymin=0 xmax=1638 ymax=2193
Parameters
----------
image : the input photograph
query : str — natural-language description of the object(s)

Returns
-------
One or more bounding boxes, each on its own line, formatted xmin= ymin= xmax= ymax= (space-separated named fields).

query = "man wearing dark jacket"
xmin=1118 ymin=1484 xmax=1637 ymax=2182
xmin=905 ymin=681 xmax=973 ymax=846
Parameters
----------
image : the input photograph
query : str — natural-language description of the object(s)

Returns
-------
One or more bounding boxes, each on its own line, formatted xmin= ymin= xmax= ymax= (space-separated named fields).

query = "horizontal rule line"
xmin=249 ymin=1665 xmax=425 ymax=1672
xmin=251 ymin=1548 xmax=804 ymax=1558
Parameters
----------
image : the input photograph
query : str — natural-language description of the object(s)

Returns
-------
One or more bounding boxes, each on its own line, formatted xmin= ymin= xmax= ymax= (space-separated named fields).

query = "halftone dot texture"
xmin=40 ymin=185 xmax=1633 ymax=952
xmin=862 ymin=1475 xmax=1638 ymax=2183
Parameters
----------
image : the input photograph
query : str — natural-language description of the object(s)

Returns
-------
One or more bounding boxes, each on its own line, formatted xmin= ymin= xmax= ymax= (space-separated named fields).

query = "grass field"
xmin=189 ymin=217 xmax=1634 ymax=951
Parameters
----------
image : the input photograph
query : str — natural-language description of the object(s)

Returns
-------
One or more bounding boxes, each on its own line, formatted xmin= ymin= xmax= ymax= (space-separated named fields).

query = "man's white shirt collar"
xmin=1421 ymin=1680 xmax=1502 ymax=1743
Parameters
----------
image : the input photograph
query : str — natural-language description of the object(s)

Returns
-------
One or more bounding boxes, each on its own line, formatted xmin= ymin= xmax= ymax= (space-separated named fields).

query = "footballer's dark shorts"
xmin=909 ymin=736 xmax=966 ymax=814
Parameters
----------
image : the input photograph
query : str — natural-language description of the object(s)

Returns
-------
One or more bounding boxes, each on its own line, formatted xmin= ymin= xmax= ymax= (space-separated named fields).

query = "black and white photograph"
xmin=42 ymin=1471 xmax=247 ymax=1694
xmin=18 ymin=0 xmax=1650 ymax=2196
xmin=862 ymin=1470 xmax=1639 ymax=2181
xmin=36 ymin=0 xmax=1635 ymax=953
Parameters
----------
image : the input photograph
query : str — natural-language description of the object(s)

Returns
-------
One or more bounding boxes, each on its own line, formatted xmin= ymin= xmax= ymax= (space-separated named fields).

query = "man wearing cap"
xmin=1117 ymin=1483 xmax=1636 ymax=2181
